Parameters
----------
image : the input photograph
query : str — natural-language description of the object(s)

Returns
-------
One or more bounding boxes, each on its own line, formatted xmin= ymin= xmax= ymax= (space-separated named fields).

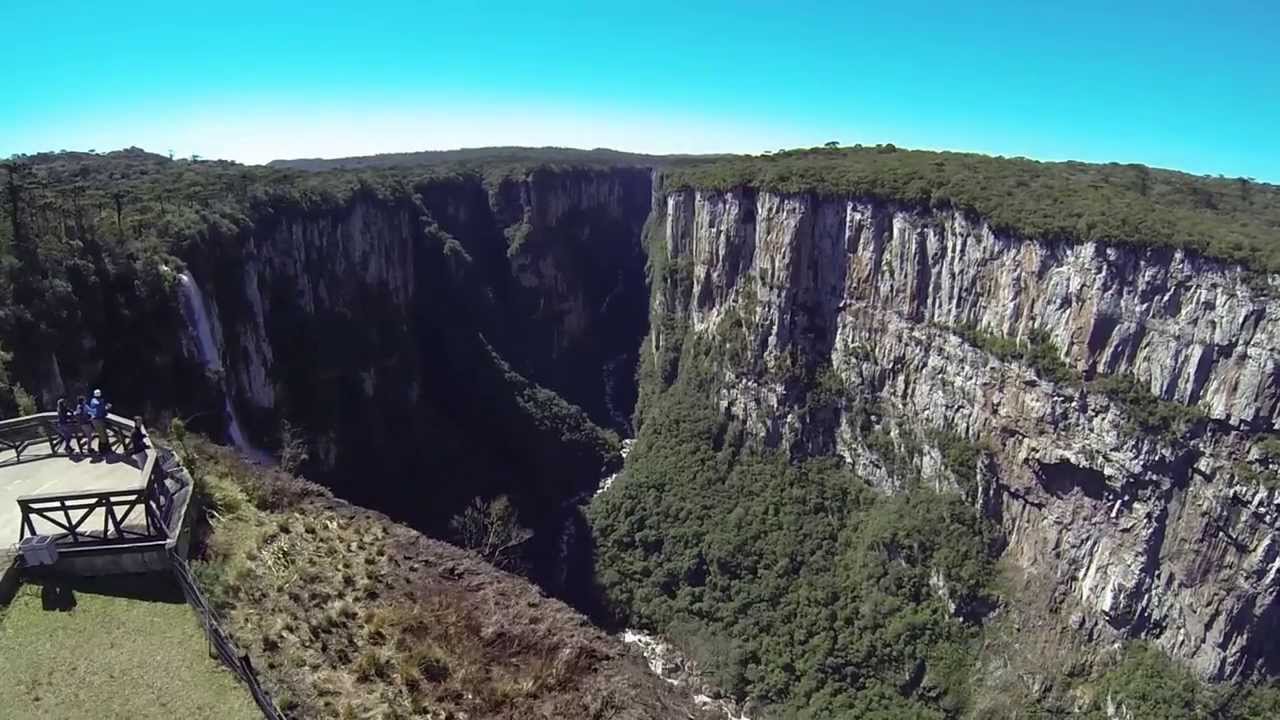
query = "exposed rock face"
xmin=178 ymin=168 xmax=652 ymax=580
xmin=654 ymin=188 xmax=1280 ymax=682
xmin=195 ymin=168 xmax=651 ymax=441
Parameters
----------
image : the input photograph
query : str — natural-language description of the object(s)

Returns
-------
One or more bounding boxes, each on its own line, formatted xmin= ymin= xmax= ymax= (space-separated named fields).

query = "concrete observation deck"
xmin=0 ymin=413 xmax=188 ymax=573
xmin=0 ymin=450 xmax=149 ymax=556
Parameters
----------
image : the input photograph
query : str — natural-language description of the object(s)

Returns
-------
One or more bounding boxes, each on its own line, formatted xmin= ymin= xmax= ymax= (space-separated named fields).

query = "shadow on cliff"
xmin=417 ymin=172 xmax=652 ymax=435
xmin=218 ymin=192 xmax=630 ymax=594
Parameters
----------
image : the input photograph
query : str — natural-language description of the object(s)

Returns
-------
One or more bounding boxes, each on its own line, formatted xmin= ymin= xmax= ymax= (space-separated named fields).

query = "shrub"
xmin=1233 ymin=463 xmax=1280 ymax=492
xmin=952 ymin=325 xmax=1076 ymax=386
xmin=1254 ymin=435 xmax=1280 ymax=463
xmin=931 ymin=429 xmax=988 ymax=495
xmin=449 ymin=495 xmax=533 ymax=570
xmin=278 ymin=420 xmax=310 ymax=477
xmin=1090 ymin=373 xmax=1204 ymax=438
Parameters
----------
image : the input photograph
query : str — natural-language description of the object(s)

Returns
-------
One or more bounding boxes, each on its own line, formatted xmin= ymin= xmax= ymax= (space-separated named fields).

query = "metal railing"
xmin=0 ymin=411 xmax=136 ymax=466
xmin=15 ymin=452 xmax=179 ymax=547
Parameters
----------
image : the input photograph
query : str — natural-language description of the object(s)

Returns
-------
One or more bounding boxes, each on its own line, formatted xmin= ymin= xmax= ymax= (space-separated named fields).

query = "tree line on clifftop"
xmin=664 ymin=144 xmax=1280 ymax=274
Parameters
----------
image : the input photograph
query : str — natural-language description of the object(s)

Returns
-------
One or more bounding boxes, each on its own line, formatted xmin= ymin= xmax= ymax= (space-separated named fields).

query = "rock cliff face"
xmin=194 ymin=168 xmax=651 ymax=439
xmin=178 ymin=168 xmax=652 ymax=577
xmin=653 ymin=188 xmax=1280 ymax=682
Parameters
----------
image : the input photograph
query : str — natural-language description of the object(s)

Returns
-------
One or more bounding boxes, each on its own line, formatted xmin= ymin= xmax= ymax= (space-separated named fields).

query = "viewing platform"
xmin=0 ymin=412 xmax=282 ymax=719
xmin=0 ymin=412 xmax=192 ymax=575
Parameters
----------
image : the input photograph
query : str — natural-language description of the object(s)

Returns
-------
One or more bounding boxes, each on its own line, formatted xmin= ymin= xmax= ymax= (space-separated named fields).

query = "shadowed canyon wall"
xmin=177 ymin=168 xmax=654 ymax=577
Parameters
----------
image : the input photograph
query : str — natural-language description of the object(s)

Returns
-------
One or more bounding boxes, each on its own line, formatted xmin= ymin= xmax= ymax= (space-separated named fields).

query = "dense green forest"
xmin=665 ymin=145 xmax=1280 ymax=273
xmin=0 ymin=150 xmax=194 ymax=415
xmin=590 ymin=333 xmax=1000 ymax=718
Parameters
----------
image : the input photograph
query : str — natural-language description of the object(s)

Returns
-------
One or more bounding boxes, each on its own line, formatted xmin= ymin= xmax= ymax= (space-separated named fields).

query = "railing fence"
xmin=169 ymin=549 xmax=287 ymax=720
xmin=17 ymin=448 xmax=181 ymax=548
xmin=10 ymin=418 xmax=188 ymax=551
xmin=0 ymin=412 xmax=135 ymax=466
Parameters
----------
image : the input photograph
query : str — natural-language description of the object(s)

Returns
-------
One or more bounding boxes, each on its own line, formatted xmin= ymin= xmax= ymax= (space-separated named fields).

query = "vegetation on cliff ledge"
xmin=950 ymin=324 xmax=1205 ymax=439
xmin=1083 ymin=644 xmax=1280 ymax=720
xmin=664 ymin=145 xmax=1280 ymax=273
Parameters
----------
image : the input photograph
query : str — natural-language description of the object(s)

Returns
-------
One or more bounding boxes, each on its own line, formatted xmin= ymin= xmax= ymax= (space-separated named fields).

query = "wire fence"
xmin=169 ymin=549 xmax=287 ymax=720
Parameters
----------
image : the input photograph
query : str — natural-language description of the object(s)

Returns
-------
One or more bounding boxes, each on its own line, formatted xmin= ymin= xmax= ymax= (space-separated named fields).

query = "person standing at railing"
xmin=87 ymin=389 xmax=112 ymax=457
xmin=74 ymin=395 xmax=92 ymax=454
xmin=128 ymin=416 xmax=149 ymax=467
xmin=54 ymin=397 xmax=79 ymax=455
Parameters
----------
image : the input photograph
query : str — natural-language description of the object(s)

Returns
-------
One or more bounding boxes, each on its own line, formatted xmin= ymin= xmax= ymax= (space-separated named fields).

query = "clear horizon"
xmin=4 ymin=1 xmax=1277 ymax=181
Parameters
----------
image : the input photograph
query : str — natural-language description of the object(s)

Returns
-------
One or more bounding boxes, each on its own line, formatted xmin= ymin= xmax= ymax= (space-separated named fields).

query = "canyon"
xmin=3 ymin=148 xmax=1278 ymax=716
xmin=168 ymin=166 xmax=653 ymax=586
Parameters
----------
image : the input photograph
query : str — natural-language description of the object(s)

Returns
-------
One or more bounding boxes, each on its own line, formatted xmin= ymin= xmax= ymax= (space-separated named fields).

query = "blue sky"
xmin=4 ymin=1 xmax=1277 ymax=179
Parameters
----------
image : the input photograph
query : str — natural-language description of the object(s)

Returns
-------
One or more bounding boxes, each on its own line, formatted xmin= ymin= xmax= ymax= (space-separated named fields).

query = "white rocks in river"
xmin=595 ymin=438 xmax=635 ymax=497
xmin=622 ymin=629 xmax=752 ymax=720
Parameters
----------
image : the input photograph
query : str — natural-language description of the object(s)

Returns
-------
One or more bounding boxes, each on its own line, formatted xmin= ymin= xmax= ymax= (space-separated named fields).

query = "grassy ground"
xmin=0 ymin=576 xmax=258 ymax=720
xmin=178 ymin=435 xmax=702 ymax=720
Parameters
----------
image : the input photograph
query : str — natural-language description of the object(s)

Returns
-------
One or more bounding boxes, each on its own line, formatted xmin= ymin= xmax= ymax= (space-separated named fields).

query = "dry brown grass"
xmin=180 ymin=438 xmax=701 ymax=720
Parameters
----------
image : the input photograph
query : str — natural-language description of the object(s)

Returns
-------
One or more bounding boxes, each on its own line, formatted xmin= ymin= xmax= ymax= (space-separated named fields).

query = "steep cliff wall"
xmin=650 ymin=188 xmax=1280 ymax=683
xmin=177 ymin=168 xmax=652 ymax=577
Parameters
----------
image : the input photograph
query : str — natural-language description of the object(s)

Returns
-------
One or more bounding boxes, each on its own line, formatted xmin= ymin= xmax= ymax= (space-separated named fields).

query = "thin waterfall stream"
xmin=176 ymin=271 xmax=267 ymax=461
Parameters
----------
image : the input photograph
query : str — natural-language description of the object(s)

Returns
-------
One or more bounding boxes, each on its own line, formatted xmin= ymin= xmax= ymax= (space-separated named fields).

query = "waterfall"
xmin=176 ymin=271 xmax=258 ymax=457
xmin=594 ymin=438 xmax=634 ymax=497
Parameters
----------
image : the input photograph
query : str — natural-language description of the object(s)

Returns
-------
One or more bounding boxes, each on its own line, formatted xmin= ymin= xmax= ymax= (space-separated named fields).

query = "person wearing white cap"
xmin=87 ymin=388 xmax=112 ymax=457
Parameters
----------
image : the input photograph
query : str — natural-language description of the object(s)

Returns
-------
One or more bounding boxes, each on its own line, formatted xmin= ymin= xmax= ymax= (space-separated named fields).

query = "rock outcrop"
xmin=653 ymin=188 xmax=1280 ymax=682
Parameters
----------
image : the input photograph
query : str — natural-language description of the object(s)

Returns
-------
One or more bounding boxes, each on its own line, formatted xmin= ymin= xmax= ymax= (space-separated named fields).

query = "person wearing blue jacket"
xmin=87 ymin=389 xmax=112 ymax=456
